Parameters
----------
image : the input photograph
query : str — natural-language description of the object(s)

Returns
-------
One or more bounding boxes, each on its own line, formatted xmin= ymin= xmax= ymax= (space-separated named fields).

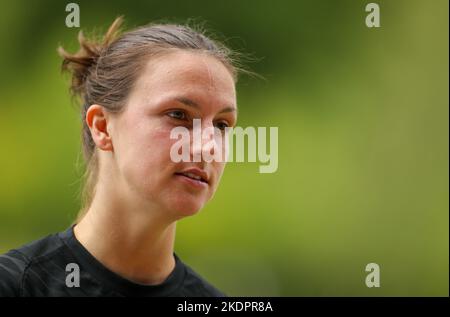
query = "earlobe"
xmin=85 ymin=104 xmax=114 ymax=152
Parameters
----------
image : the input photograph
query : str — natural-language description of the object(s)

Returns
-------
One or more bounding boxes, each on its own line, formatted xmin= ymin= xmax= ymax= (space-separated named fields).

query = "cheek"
xmin=133 ymin=127 xmax=175 ymax=171
xmin=115 ymin=120 xmax=175 ymax=181
xmin=212 ymin=161 xmax=226 ymax=188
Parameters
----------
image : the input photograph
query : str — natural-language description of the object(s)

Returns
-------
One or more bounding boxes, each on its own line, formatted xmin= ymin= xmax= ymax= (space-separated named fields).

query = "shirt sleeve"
xmin=0 ymin=250 xmax=29 ymax=297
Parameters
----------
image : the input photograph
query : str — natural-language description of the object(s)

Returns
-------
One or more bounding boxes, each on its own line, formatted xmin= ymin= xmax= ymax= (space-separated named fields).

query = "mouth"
xmin=175 ymin=172 xmax=207 ymax=183
xmin=174 ymin=169 xmax=209 ymax=188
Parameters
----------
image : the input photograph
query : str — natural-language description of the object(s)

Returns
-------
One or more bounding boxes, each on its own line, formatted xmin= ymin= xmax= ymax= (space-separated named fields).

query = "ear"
xmin=85 ymin=104 xmax=114 ymax=152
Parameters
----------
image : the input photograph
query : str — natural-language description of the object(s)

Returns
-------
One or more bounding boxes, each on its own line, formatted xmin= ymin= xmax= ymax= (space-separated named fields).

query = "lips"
xmin=175 ymin=168 xmax=209 ymax=184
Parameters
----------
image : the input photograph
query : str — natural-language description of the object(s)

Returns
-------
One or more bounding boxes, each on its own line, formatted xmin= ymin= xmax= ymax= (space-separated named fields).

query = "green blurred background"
xmin=0 ymin=0 xmax=448 ymax=296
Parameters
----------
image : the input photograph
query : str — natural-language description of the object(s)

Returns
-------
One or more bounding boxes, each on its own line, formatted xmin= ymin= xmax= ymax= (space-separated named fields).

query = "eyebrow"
xmin=175 ymin=97 xmax=237 ymax=115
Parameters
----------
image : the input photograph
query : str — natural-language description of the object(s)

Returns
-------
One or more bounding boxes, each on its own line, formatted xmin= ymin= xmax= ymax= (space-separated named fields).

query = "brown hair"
xmin=58 ymin=17 xmax=245 ymax=223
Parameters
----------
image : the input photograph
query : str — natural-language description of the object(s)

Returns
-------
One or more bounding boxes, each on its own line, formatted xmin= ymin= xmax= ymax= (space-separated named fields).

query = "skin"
xmin=74 ymin=50 xmax=237 ymax=285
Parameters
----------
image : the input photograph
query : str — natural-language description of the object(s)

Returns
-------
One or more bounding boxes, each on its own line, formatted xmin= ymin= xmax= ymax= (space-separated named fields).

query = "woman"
xmin=0 ymin=17 xmax=243 ymax=297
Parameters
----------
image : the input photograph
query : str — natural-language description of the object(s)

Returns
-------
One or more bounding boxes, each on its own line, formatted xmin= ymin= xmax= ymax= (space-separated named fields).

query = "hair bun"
xmin=57 ymin=17 xmax=124 ymax=98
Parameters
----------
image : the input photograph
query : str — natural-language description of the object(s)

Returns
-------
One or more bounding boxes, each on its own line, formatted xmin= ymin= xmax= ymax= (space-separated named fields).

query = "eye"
xmin=215 ymin=121 xmax=230 ymax=131
xmin=166 ymin=110 xmax=187 ymax=120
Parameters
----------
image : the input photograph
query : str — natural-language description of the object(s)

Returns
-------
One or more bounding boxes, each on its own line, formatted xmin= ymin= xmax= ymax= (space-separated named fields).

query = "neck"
xmin=73 ymin=178 xmax=177 ymax=285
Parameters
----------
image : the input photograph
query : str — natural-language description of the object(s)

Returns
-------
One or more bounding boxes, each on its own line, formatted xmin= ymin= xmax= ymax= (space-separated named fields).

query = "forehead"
xmin=132 ymin=50 xmax=236 ymax=107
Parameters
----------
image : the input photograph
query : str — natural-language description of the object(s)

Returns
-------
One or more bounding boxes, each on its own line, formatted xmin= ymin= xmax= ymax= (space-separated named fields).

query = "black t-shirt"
xmin=0 ymin=225 xmax=225 ymax=297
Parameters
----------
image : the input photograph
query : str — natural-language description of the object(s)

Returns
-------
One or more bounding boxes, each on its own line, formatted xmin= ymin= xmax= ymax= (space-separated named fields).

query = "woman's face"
xmin=106 ymin=50 xmax=237 ymax=219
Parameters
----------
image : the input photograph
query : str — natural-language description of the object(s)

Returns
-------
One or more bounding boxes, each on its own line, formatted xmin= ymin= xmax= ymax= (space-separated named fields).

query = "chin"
xmin=167 ymin=196 xmax=206 ymax=220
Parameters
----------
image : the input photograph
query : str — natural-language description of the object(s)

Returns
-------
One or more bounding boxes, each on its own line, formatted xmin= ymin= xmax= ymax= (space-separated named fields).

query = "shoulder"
xmin=0 ymin=232 xmax=65 ymax=297
xmin=0 ymin=249 xmax=29 ymax=296
xmin=181 ymin=262 xmax=227 ymax=297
